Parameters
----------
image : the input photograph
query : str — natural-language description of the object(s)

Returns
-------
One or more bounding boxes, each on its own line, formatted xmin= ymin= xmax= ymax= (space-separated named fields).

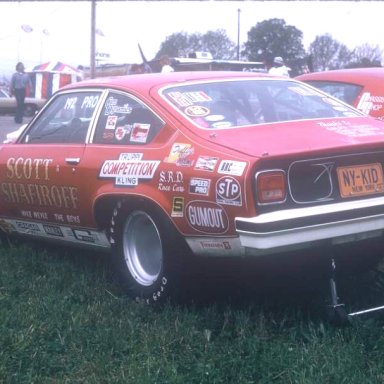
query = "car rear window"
xmin=161 ymin=79 xmax=361 ymax=129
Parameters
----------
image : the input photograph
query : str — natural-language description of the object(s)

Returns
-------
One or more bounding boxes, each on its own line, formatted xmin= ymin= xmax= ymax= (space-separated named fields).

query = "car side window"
xmin=21 ymin=91 xmax=102 ymax=144
xmin=93 ymin=92 xmax=164 ymax=145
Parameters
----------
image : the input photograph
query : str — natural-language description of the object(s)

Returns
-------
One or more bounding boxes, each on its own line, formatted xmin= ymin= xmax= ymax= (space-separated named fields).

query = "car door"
xmin=0 ymin=90 xmax=103 ymax=237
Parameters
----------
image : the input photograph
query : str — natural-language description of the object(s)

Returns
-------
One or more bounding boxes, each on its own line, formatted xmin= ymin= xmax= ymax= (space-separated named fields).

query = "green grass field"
xmin=1 ymin=243 xmax=384 ymax=383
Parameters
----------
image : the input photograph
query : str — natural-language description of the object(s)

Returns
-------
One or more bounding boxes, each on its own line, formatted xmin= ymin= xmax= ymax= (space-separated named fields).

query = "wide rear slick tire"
xmin=110 ymin=200 xmax=180 ymax=304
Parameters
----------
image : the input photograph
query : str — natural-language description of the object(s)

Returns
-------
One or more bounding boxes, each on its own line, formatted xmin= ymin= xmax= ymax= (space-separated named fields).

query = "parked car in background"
xmin=2 ymin=71 xmax=384 ymax=321
xmin=0 ymin=87 xmax=46 ymax=117
xmin=296 ymin=67 xmax=384 ymax=120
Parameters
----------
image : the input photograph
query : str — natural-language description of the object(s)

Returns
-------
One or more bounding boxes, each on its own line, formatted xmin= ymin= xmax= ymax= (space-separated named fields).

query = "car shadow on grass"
xmin=14 ymin=238 xmax=384 ymax=325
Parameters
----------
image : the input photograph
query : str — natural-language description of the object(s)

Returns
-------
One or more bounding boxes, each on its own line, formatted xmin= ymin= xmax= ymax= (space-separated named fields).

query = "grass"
xmin=1 ymin=243 xmax=384 ymax=383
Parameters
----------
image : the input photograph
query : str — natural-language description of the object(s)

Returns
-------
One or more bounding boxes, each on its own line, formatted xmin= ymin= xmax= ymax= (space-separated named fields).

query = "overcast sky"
xmin=0 ymin=0 xmax=383 ymax=78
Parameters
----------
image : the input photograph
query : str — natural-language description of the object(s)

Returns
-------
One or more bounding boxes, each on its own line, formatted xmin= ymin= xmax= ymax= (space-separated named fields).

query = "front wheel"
xmin=110 ymin=201 xmax=183 ymax=303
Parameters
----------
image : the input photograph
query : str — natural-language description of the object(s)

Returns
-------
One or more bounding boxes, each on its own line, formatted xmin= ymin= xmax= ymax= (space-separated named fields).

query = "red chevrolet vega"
xmin=2 ymin=71 xmax=384 ymax=320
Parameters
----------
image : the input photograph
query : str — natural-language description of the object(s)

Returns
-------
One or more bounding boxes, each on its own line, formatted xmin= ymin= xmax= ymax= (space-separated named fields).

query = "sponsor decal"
xmin=186 ymin=200 xmax=229 ymax=234
xmin=199 ymin=240 xmax=232 ymax=250
xmin=104 ymin=96 xmax=133 ymax=115
xmin=211 ymin=121 xmax=233 ymax=128
xmin=165 ymin=143 xmax=194 ymax=167
xmin=15 ymin=220 xmax=40 ymax=233
xmin=167 ymin=91 xmax=212 ymax=107
xmin=289 ymin=86 xmax=318 ymax=96
xmin=356 ymin=92 xmax=384 ymax=114
xmin=102 ymin=131 xmax=114 ymax=140
xmin=99 ymin=159 xmax=160 ymax=187
xmin=73 ymin=229 xmax=96 ymax=243
xmin=218 ymin=160 xmax=246 ymax=176
xmin=216 ymin=176 xmax=242 ymax=206
xmin=119 ymin=153 xmax=143 ymax=161
xmin=318 ymin=120 xmax=384 ymax=137
xmin=115 ymin=176 xmax=138 ymax=186
xmin=130 ymin=123 xmax=150 ymax=143
xmin=194 ymin=156 xmax=218 ymax=172
xmin=205 ymin=115 xmax=225 ymax=122
xmin=171 ymin=196 xmax=184 ymax=217
xmin=43 ymin=224 xmax=64 ymax=237
xmin=105 ymin=115 xmax=118 ymax=130
xmin=189 ymin=178 xmax=210 ymax=196
xmin=158 ymin=171 xmax=185 ymax=192
xmin=184 ymin=105 xmax=210 ymax=117
xmin=115 ymin=125 xmax=132 ymax=141
xmin=0 ymin=218 xmax=110 ymax=247
xmin=99 ymin=153 xmax=146 ymax=186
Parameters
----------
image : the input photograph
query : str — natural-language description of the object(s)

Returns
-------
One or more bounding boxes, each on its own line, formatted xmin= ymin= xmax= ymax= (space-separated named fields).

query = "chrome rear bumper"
xmin=236 ymin=196 xmax=384 ymax=251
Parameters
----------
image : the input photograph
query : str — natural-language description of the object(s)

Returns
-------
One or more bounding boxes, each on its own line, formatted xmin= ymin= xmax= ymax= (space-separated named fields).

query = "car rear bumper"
xmin=235 ymin=196 xmax=384 ymax=251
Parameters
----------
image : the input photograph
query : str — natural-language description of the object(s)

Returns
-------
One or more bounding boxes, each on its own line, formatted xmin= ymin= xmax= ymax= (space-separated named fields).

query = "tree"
xmin=155 ymin=32 xmax=191 ymax=59
xmin=242 ymin=18 xmax=306 ymax=67
xmin=200 ymin=30 xmax=236 ymax=60
xmin=308 ymin=34 xmax=353 ymax=71
xmin=155 ymin=30 xmax=236 ymax=60
xmin=347 ymin=44 xmax=383 ymax=68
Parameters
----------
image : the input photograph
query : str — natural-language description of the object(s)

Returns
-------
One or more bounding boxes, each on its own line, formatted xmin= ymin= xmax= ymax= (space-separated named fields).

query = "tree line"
xmin=154 ymin=18 xmax=383 ymax=76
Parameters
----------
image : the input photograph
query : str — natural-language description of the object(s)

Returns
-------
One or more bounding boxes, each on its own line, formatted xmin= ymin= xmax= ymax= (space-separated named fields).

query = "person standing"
xmin=10 ymin=62 xmax=32 ymax=124
xmin=159 ymin=55 xmax=174 ymax=73
xmin=268 ymin=57 xmax=291 ymax=78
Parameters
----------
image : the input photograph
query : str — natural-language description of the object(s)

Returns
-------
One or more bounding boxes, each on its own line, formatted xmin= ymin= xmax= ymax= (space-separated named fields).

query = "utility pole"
xmin=90 ymin=0 xmax=96 ymax=79
xmin=237 ymin=8 xmax=241 ymax=61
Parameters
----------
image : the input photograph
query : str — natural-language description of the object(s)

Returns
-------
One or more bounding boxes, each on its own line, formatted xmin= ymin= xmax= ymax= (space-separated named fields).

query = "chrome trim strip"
xmin=236 ymin=196 xmax=384 ymax=250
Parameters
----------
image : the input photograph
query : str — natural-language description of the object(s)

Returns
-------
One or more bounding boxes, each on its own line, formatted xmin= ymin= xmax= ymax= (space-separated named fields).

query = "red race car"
xmin=296 ymin=67 xmax=384 ymax=120
xmin=2 ymin=71 xmax=384 ymax=320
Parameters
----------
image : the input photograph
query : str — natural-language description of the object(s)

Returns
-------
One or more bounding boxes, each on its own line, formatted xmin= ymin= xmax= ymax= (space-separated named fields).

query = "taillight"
xmin=256 ymin=170 xmax=286 ymax=204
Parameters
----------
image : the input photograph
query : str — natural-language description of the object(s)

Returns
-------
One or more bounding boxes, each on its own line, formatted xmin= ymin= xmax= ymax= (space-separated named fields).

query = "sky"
xmin=0 ymin=0 xmax=383 ymax=79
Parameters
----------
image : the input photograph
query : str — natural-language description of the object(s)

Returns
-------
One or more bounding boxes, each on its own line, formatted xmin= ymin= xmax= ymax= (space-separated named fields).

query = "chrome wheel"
xmin=122 ymin=210 xmax=163 ymax=287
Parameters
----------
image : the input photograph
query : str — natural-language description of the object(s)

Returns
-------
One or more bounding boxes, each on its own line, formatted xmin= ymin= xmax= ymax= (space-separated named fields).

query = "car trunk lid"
xmin=198 ymin=116 xmax=384 ymax=158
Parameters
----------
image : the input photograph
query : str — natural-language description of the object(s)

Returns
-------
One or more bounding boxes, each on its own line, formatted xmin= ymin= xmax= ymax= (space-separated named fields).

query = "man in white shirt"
xmin=159 ymin=55 xmax=174 ymax=73
xmin=268 ymin=57 xmax=291 ymax=77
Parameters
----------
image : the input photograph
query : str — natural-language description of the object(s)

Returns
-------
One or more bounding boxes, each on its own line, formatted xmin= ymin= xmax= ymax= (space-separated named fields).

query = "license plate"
xmin=337 ymin=163 xmax=384 ymax=198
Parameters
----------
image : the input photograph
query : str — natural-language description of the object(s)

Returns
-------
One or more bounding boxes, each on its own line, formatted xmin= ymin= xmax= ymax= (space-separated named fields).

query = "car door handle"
xmin=65 ymin=157 xmax=81 ymax=165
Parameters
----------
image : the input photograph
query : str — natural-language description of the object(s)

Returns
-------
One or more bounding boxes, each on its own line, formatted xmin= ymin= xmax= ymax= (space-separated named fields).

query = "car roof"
xmin=296 ymin=67 xmax=384 ymax=86
xmin=62 ymin=71 xmax=277 ymax=93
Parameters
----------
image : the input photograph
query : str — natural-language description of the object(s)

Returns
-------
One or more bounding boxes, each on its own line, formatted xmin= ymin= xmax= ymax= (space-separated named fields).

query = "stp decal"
xmin=216 ymin=176 xmax=242 ymax=206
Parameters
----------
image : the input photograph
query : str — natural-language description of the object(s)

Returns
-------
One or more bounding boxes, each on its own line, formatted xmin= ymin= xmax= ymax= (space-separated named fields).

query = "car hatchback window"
xmin=93 ymin=92 xmax=165 ymax=145
xmin=162 ymin=79 xmax=361 ymax=129
xmin=21 ymin=91 xmax=102 ymax=144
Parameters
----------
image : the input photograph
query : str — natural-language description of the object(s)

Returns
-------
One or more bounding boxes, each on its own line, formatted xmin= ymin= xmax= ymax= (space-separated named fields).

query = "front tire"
xmin=110 ymin=201 xmax=182 ymax=303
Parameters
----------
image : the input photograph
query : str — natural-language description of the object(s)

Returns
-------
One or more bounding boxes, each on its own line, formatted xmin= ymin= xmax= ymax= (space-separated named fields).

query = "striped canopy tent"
xmin=27 ymin=61 xmax=82 ymax=99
